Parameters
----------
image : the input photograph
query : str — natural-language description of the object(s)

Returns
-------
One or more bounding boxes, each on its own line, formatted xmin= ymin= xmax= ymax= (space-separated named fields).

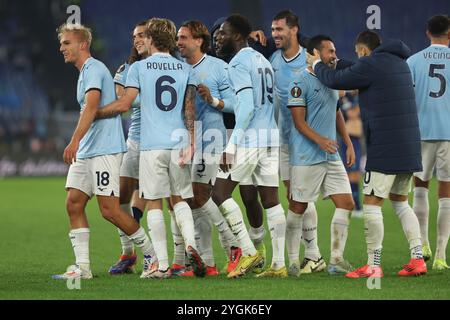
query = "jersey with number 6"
xmin=407 ymin=44 xmax=450 ymax=140
xmin=228 ymin=47 xmax=278 ymax=148
xmin=126 ymin=52 xmax=197 ymax=151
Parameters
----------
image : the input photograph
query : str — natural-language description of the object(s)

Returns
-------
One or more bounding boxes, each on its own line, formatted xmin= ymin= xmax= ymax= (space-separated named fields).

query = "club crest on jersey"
xmin=117 ymin=64 xmax=126 ymax=74
xmin=291 ymin=86 xmax=302 ymax=98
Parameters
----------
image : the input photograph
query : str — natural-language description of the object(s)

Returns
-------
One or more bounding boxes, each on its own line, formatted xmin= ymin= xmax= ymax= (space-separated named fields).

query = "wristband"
xmin=211 ymin=97 xmax=220 ymax=108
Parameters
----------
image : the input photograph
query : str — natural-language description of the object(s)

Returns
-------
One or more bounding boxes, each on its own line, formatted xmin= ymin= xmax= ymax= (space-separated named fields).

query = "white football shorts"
xmin=65 ymin=153 xmax=123 ymax=198
xmin=139 ymin=150 xmax=193 ymax=200
xmin=290 ymin=161 xmax=351 ymax=202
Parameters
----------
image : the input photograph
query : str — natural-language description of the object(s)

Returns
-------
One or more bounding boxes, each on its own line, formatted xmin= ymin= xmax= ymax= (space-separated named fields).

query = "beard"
xmin=327 ymin=59 xmax=337 ymax=69
xmin=217 ymin=41 xmax=235 ymax=58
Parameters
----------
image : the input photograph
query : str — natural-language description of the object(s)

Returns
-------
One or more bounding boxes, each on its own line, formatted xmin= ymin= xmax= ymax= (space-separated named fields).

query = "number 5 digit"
xmin=429 ymin=64 xmax=446 ymax=98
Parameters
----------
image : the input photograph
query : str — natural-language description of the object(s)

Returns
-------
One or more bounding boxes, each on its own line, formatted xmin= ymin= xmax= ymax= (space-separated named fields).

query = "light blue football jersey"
xmin=114 ymin=63 xmax=141 ymax=143
xmin=76 ymin=57 xmax=126 ymax=159
xmin=126 ymin=52 xmax=198 ymax=151
xmin=270 ymin=46 xmax=307 ymax=145
xmin=191 ymin=54 xmax=235 ymax=154
xmin=228 ymin=47 xmax=278 ymax=148
xmin=407 ymin=44 xmax=450 ymax=140
xmin=287 ymin=69 xmax=340 ymax=166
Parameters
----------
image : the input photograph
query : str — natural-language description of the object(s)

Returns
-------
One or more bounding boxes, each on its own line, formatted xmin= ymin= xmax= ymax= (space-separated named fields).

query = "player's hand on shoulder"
xmin=249 ymin=30 xmax=267 ymax=46
xmin=307 ymin=48 xmax=321 ymax=67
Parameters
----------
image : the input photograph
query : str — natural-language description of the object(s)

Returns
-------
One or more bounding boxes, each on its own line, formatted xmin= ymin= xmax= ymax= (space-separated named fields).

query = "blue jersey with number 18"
xmin=126 ymin=52 xmax=198 ymax=150
xmin=407 ymin=44 xmax=450 ymax=140
xmin=77 ymin=57 xmax=126 ymax=159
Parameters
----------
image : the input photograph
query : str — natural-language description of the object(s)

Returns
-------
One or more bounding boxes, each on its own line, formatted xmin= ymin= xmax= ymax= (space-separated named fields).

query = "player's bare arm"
xmin=63 ymin=89 xmax=101 ymax=164
xmin=249 ymin=30 xmax=267 ymax=46
xmin=290 ymin=106 xmax=338 ymax=154
xmin=336 ymin=108 xmax=355 ymax=167
xmin=95 ymin=87 xmax=139 ymax=120
xmin=115 ymin=84 xmax=125 ymax=99
xmin=179 ymin=84 xmax=196 ymax=167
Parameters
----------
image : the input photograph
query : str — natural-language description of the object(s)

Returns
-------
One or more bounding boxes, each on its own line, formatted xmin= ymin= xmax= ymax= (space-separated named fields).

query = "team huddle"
xmin=53 ymin=10 xmax=450 ymax=281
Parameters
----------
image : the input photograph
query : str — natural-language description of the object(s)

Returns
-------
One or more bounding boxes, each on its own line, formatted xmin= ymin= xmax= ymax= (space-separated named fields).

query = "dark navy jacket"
xmin=314 ymin=40 xmax=422 ymax=174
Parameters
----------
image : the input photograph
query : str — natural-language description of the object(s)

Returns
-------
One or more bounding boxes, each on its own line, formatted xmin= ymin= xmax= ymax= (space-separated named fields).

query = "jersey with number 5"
xmin=407 ymin=44 xmax=450 ymax=140
xmin=126 ymin=52 xmax=197 ymax=151
xmin=228 ymin=47 xmax=278 ymax=148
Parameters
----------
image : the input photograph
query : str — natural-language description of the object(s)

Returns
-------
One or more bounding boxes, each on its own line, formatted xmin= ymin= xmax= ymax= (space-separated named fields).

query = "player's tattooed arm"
xmin=95 ymin=87 xmax=139 ymax=120
xmin=179 ymin=85 xmax=197 ymax=167
xmin=183 ymin=85 xmax=196 ymax=142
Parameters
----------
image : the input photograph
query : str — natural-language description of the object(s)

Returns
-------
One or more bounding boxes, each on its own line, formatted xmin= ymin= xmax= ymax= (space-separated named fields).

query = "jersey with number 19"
xmin=217 ymin=47 xmax=279 ymax=187
xmin=227 ymin=47 xmax=278 ymax=148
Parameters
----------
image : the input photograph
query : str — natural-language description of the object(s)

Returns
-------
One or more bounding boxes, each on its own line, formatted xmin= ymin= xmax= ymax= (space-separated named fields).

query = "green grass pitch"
xmin=0 ymin=177 xmax=448 ymax=300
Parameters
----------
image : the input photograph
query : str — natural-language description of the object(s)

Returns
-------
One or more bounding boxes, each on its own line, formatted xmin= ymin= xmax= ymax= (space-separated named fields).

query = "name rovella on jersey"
xmin=146 ymin=61 xmax=184 ymax=71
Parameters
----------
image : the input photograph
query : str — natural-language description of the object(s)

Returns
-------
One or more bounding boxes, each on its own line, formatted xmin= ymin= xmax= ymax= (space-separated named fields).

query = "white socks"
xmin=330 ymin=208 xmax=350 ymax=264
xmin=147 ymin=210 xmax=169 ymax=270
xmin=249 ymin=225 xmax=265 ymax=246
xmin=286 ymin=210 xmax=303 ymax=265
xmin=173 ymin=202 xmax=197 ymax=250
xmin=69 ymin=228 xmax=90 ymax=270
xmin=220 ymin=198 xmax=257 ymax=256
xmin=266 ymin=204 xmax=286 ymax=269
xmin=363 ymin=205 xmax=384 ymax=267
xmin=391 ymin=200 xmax=422 ymax=259
xmin=192 ymin=207 xmax=215 ymax=267
xmin=302 ymin=203 xmax=321 ymax=261
xmin=202 ymin=198 xmax=238 ymax=256
xmin=436 ymin=198 xmax=450 ymax=260
xmin=413 ymin=187 xmax=429 ymax=246
xmin=170 ymin=210 xmax=185 ymax=266
xmin=128 ymin=226 xmax=155 ymax=258
xmin=118 ymin=203 xmax=134 ymax=256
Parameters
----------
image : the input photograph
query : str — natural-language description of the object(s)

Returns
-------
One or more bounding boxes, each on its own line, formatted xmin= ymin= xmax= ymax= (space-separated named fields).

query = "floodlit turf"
xmin=0 ymin=177 xmax=448 ymax=300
